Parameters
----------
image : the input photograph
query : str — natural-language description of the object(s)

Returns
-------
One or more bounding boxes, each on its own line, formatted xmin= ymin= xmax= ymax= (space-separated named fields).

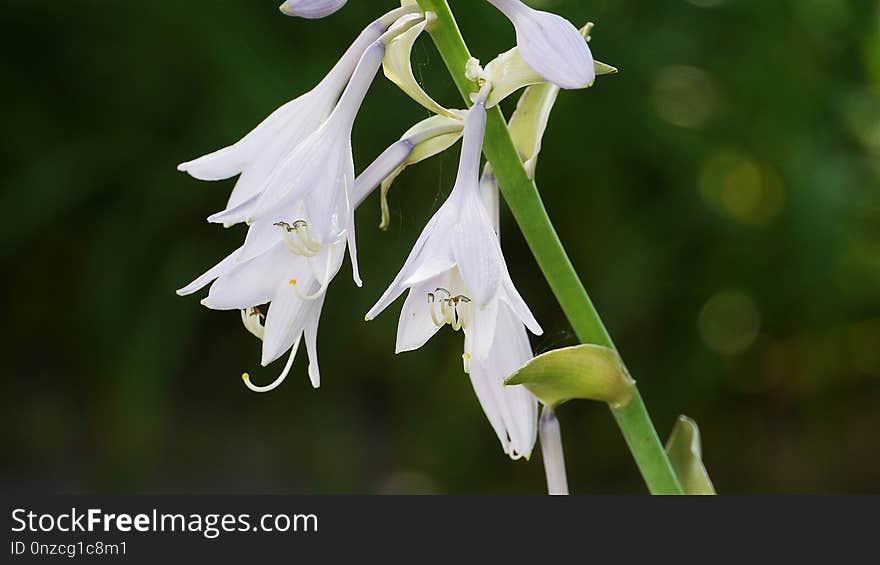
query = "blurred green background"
xmin=2 ymin=0 xmax=878 ymax=494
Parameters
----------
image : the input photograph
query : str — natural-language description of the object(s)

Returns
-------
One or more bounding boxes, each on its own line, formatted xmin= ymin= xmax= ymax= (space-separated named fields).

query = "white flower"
xmin=207 ymin=240 xmax=340 ymax=389
xmin=176 ymin=74 xmax=452 ymax=390
xmin=177 ymin=7 xmax=414 ymax=219
xmin=469 ymin=305 xmax=539 ymax=459
xmin=366 ymin=99 xmax=541 ymax=459
xmin=176 ymin=130 xmax=418 ymax=390
xmin=279 ymin=0 xmax=346 ymax=19
xmin=213 ymin=15 xmax=424 ymax=287
xmin=365 ymin=101 xmax=542 ymax=369
xmin=223 ymin=41 xmax=383 ymax=289
xmin=486 ymin=0 xmax=594 ymax=89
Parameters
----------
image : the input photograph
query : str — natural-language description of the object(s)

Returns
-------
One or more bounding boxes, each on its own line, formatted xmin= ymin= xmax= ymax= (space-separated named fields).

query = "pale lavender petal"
xmin=395 ymin=279 xmax=446 ymax=353
xmin=279 ymin=0 xmax=346 ymax=19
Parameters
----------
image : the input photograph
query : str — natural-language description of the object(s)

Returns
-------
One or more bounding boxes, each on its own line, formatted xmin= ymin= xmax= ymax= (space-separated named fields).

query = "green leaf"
xmin=505 ymin=344 xmax=635 ymax=408
xmin=665 ymin=416 xmax=716 ymax=495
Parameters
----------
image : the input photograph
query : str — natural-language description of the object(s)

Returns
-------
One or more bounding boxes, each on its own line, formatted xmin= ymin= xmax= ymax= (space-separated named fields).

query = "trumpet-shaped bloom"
xmin=279 ymin=0 xmax=346 ymax=19
xmin=366 ymin=100 xmax=541 ymax=459
xmin=176 ymin=129 xmax=417 ymax=389
xmin=469 ymin=305 xmax=538 ymax=459
xmin=211 ymin=40 xmax=389 ymax=289
xmin=205 ymin=240 xmax=341 ymax=389
xmin=213 ymin=13 xmax=425 ymax=283
xmin=365 ymin=101 xmax=542 ymax=369
xmin=177 ymin=7 xmax=413 ymax=217
xmin=486 ymin=0 xmax=594 ymax=89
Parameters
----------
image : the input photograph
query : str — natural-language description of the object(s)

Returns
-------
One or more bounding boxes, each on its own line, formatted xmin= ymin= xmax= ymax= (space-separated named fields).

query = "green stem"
xmin=416 ymin=0 xmax=683 ymax=495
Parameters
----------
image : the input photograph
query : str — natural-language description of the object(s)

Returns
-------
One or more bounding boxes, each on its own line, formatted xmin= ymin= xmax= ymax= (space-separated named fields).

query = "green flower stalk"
xmin=416 ymin=0 xmax=684 ymax=495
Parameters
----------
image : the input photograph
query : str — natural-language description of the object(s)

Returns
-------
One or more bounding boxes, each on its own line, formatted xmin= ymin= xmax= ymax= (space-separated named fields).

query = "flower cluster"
xmin=178 ymin=0 xmax=601 ymax=461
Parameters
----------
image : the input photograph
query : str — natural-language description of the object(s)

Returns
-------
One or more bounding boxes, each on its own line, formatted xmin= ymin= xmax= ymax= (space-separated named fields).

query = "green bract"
xmin=382 ymin=13 xmax=459 ymax=119
xmin=505 ymin=344 xmax=635 ymax=408
xmin=665 ymin=416 xmax=716 ymax=495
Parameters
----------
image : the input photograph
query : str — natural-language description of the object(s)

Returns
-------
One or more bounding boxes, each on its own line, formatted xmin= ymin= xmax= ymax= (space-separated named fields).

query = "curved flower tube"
xmin=177 ymin=7 xmax=418 ymax=221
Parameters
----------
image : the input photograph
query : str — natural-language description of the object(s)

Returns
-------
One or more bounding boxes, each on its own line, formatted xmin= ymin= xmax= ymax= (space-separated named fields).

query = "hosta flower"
xmin=207 ymin=240 xmax=339 ymax=389
xmin=486 ymin=0 xmax=594 ymax=89
xmin=366 ymin=99 xmax=541 ymax=459
xmin=177 ymin=6 xmax=415 ymax=220
xmin=176 ymin=140 xmax=416 ymax=389
xmin=279 ymin=0 xmax=346 ymax=19
xmin=365 ymin=101 xmax=542 ymax=370
xmin=221 ymin=41 xmax=379 ymax=287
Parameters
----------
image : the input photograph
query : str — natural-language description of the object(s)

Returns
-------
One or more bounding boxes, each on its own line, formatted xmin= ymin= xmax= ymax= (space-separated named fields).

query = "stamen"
xmin=300 ymin=223 xmax=322 ymax=253
xmin=290 ymin=244 xmax=336 ymax=302
xmin=428 ymin=293 xmax=445 ymax=328
xmin=426 ymin=289 xmax=473 ymax=332
xmin=451 ymin=302 xmax=462 ymax=331
xmin=241 ymin=337 xmax=301 ymax=393
xmin=275 ymin=220 xmax=321 ymax=257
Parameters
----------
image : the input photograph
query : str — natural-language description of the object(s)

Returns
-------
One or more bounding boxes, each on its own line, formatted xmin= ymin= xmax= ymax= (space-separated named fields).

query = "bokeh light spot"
xmin=652 ymin=65 xmax=718 ymax=129
xmin=699 ymin=151 xmax=785 ymax=225
xmin=699 ymin=290 xmax=762 ymax=355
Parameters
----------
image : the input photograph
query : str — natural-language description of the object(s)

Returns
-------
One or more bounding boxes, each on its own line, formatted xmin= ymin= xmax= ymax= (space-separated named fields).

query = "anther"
xmin=276 ymin=219 xmax=321 ymax=257
xmin=427 ymin=289 xmax=472 ymax=332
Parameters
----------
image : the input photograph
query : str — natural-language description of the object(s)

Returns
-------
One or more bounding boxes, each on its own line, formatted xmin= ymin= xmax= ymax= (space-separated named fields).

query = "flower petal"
xmin=466 ymin=299 xmax=500 ymax=363
xmin=176 ymin=246 xmax=242 ymax=297
xmin=279 ymin=0 xmax=346 ymax=19
xmin=401 ymin=257 xmax=456 ymax=287
xmin=302 ymin=294 xmax=326 ymax=388
xmin=177 ymin=95 xmax=315 ymax=182
xmin=207 ymin=191 xmax=260 ymax=226
xmin=365 ymin=206 xmax=454 ymax=321
xmin=395 ymin=280 xmax=445 ymax=353
xmin=501 ymin=277 xmax=543 ymax=336
xmin=467 ymin=361 xmax=511 ymax=454
xmin=451 ymin=198 xmax=502 ymax=306
xmin=479 ymin=165 xmax=501 ymax=234
xmin=261 ymin=279 xmax=319 ymax=366
xmin=468 ymin=303 xmax=538 ymax=459
xmin=177 ymin=143 xmax=252 ymax=182
xmin=203 ymin=243 xmax=294 ymax=311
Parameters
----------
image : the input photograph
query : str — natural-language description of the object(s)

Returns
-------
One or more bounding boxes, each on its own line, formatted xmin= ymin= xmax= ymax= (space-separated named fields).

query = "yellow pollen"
xmin=463 ymin=353 xmax=471 ymax=359
xmin=289 ymin=279 xmax=297 ymax=286
xmin=242 ymin=373 xmax=250 ymax=380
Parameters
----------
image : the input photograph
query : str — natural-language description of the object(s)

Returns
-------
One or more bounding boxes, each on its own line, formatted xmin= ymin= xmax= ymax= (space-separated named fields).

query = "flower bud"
xmin=279 ymin=0 xmax=346 ymax=19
